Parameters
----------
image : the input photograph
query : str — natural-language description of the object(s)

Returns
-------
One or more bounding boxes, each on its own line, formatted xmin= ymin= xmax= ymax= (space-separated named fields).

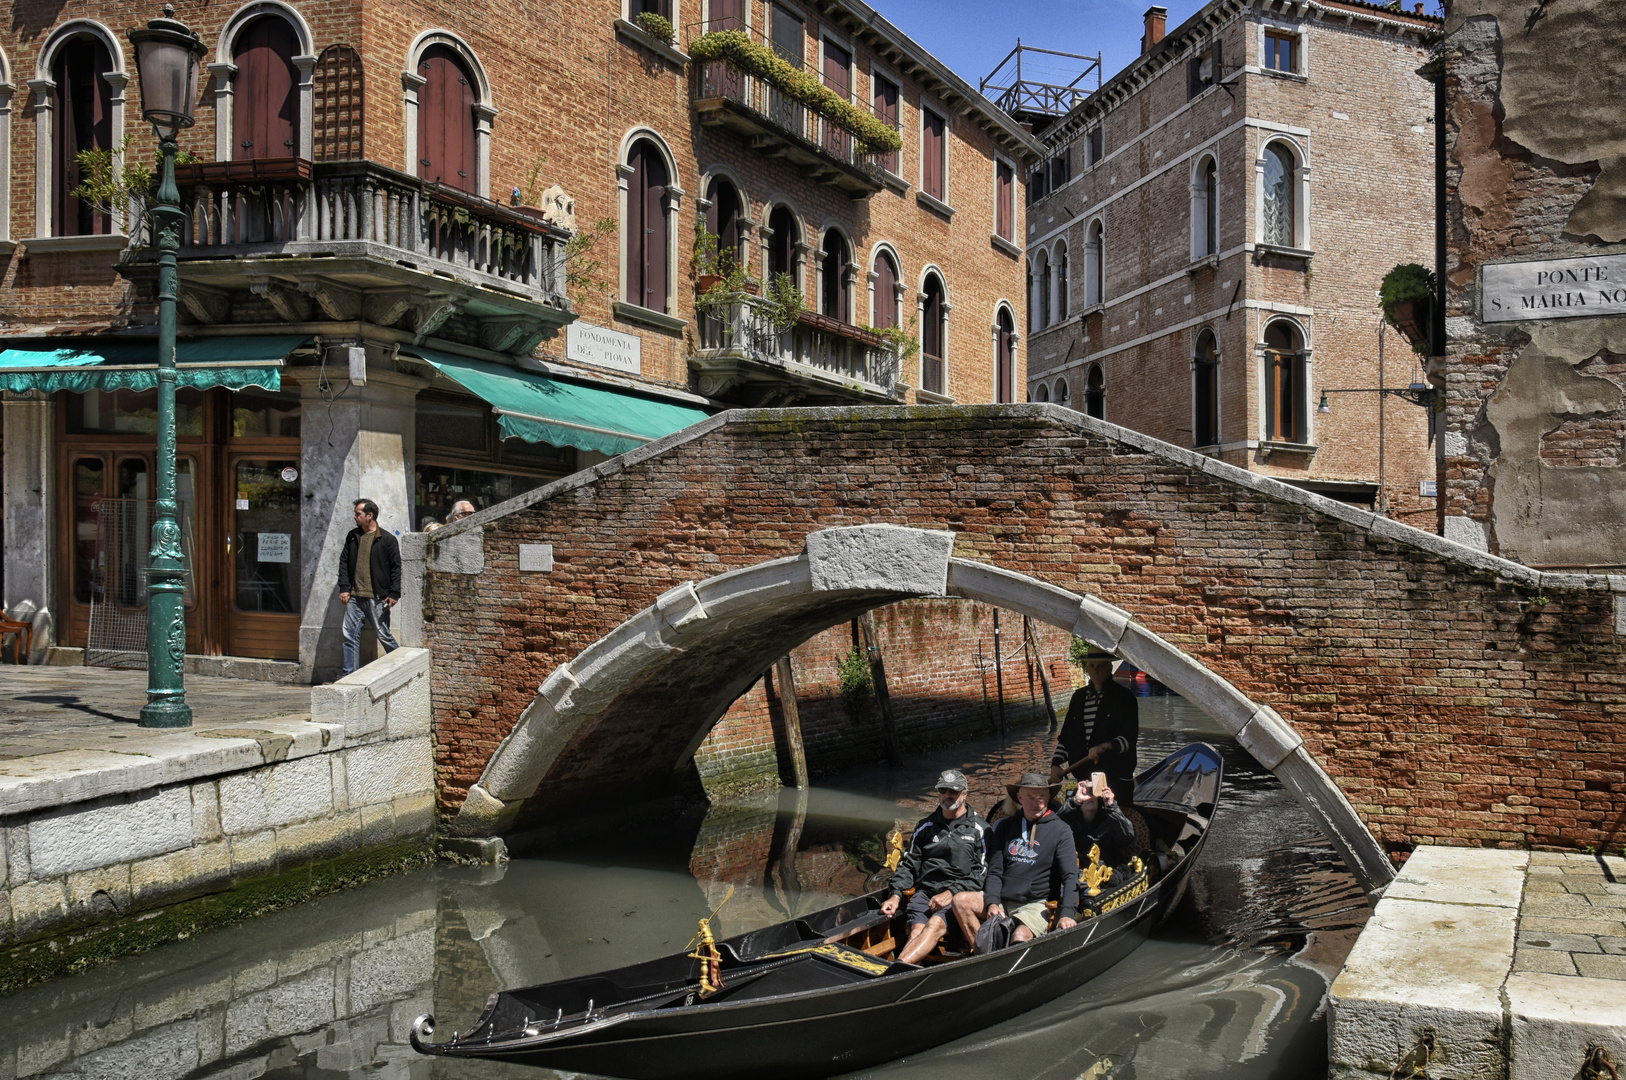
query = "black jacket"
xmin=888 ymin=807 xmax=989 ymax=899
xmin=338 ymin=527 xmax=402 ymax=601
xmin=1057 ymin=797 xmax=1136 ymax=868
xmin=1053 ymin=678 xmax=1139 ymax=798
xmin=984 ymin=810 xmax=1079 ymax=921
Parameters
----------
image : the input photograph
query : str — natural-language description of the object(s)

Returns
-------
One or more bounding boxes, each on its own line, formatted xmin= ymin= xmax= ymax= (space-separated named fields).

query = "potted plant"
xmin=633 ymin=11 xmax=675 ymax=46
xmin=1380 ymin=263 xmax=1436 ymax=353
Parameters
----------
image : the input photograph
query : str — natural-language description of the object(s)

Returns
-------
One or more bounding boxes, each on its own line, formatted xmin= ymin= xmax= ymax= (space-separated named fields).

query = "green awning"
xmin=0 ymin=335 xmax=303 ymax=393
xmin=410 ymin=347 xmax=712 ymax=457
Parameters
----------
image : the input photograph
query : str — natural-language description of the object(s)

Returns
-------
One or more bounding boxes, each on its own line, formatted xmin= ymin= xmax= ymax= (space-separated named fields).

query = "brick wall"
xmin=419 ymin=406 xmax=1626 ymax=857
xmin=693 ymin=598 xmax=1077 ymax=793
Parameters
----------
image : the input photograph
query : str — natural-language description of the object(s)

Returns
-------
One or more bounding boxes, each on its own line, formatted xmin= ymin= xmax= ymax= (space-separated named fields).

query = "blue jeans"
xmin=342 ymin=596 xmax=398 ymax=675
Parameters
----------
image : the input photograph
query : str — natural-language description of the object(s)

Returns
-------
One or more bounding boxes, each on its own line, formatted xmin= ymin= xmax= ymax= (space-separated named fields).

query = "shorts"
xmin=905 ymin=889 xmax=954 ymax=927
xmin=1007 ymin=899 xmax=1054 ymax=937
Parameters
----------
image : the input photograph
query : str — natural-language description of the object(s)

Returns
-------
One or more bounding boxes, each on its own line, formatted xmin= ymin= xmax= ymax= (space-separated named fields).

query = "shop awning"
xmin=0 ymin=335 xmax=303 ymax=393
xmin=410 ymin=347 xmax=713 ymax=457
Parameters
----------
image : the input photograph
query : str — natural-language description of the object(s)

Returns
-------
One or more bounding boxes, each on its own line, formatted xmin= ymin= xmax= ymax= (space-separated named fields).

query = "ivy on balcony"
xmin=689 ymin=30 xmax=904 ymax=154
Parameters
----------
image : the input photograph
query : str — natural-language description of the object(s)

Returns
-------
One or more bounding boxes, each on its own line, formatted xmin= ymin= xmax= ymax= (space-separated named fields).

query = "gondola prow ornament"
xmin=686 ymin=885 xmax=734 ymax=997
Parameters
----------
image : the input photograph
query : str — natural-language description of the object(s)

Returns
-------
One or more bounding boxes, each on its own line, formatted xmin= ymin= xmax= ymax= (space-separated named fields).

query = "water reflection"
xmin=0 ymin=698 xmax=1367 ymax=1080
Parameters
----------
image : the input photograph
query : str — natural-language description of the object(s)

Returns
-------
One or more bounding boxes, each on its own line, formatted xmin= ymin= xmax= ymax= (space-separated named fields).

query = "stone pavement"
xmin=1515 ymin=851 xmax=1626 ymax=978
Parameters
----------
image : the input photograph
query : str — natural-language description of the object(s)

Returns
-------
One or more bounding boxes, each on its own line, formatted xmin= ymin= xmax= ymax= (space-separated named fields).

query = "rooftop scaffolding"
xmin=981 ymin=41 xmax=1101 ymax=136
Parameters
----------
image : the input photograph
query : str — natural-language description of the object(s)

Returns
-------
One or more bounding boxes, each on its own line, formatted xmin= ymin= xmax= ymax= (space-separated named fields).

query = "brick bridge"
xmin=410 ymin=406 xmax=1626 ymax=897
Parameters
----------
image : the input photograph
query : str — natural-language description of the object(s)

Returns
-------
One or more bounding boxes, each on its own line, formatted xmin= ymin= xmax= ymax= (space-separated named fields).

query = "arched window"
xmin=1054 ymin=377 xmax=1068 ymax=406
xmin=705 ymin=176 xmax=743 ymax=273
xmin=1193 ymin=156 xmax=1218 ymax=258
xmin=1035 ymin=382 xmax=1050 ymax=403
xmin=1033 ymin=249 xmax=1050 ymax=329
xmin=872 ymin=249 xmax=899 ymax=329
xmin=417 ymin=44 xmax=477 ymax=192
xmin=1085 ymin=220 xmax=1104 ymax=307
xmin=766 ymin=204 xmax=799 ymax=281
xmin=312 ymin=45 xmax=364 ymax=161
xmin=995 ymin=307 xmax=1016 ymax=404
xmin=625 ymin=138 xmax=670 ymax=312
xmin=1263 ymin=321 xmax=1306 ymax=443
xmin=1193 ymin=329 xmax=1219 ymax=447
xmin=1084 ymin=363 xmax=1104 ymax=420
xmin=232 ymin=16 xmax=299 ymax=159
xmin=921 ymin=272 xmax=946 ymax=395
xmin=0 ymin=46 xmax=12 ymax=246
xmin=51 ymin=35 xmax=114 ymax=236
xmin=821 ymin=229 xmax=852 ymax=322
xmin=1056 ymin=243 xmax=1069 ymax=320
xmin=1262 ymin=143 xmax=1295 ymax=247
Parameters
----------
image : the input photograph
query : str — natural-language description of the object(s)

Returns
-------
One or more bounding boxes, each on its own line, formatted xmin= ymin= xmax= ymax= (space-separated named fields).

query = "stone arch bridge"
xmin=409 ymin=405 xmax=1626 ymax=897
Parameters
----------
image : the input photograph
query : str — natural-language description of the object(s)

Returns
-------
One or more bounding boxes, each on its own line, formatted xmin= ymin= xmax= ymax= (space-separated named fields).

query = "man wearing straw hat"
xmin=983 ymin=772 xmax=1079 ymax=942
xmin=1050 ymin=645 xmax=1140 ymax=806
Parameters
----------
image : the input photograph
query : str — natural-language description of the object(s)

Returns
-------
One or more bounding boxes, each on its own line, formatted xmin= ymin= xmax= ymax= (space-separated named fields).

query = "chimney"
xmin=1142 ymin=6 xmax=1168 ymax=53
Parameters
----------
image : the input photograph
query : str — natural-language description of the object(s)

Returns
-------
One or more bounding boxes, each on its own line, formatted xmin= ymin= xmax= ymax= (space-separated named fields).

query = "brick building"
xmin=1432 ymin=0 xmax=1626 ymax=567
xmin=1022 ymin=0 xmax=1439 ymax=522
xmin=0 ymin=0 xmax=1037 ymax=678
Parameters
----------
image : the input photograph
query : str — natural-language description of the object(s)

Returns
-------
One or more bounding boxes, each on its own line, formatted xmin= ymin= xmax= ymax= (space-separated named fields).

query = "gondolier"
xmin=1051 ymin=646 xmax=1139 ymax=805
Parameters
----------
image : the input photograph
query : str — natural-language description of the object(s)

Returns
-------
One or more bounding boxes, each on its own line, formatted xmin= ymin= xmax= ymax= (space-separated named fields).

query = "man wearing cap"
xmin=983 ymin=773 xmax=1080 ymax=942
xmin=1050 ymin=647 xmax=1140 ymax=806
xmin=880 ymin=770 xmax=991 ymax=963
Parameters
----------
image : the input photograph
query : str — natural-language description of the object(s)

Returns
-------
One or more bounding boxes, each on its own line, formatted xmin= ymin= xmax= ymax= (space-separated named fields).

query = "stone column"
xmin=28 ymin=77 xmax=53 ymax=237
xmin=293 ymin=360 xmax=422 ymax=681
xmin=207 ymin=62 xmax=237 ymax=161
xmin=3 ymin=395 xmax=55 ymax=660
xmin=0 ymin=80 xmax=13 ymax=245
xmin=293 ymin=55 xmax=317 ymax=160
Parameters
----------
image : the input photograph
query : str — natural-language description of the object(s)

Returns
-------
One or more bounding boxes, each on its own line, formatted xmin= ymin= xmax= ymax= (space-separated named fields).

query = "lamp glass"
xmin=1317 ymin=392 xmax=1331 ymax=414
xmin=130 ymin=23 xmax=201 ymax=137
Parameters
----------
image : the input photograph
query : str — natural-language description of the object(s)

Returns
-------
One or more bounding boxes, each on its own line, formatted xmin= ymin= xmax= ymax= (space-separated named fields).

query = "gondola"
xmin=411 ymin=742 xmax=1223 ymax=1080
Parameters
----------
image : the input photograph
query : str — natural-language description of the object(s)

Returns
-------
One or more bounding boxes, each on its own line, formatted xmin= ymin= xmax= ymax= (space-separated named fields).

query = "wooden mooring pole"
xmin=1024 ymin=615 xmax=1059 ymax=733
xmin=773 ymin=656 xmax=809 ymax=789
xmin=858 ymin=611 xmax=904 ymax=767
xmin=992 ymin=608 xmax=1008 ymax=737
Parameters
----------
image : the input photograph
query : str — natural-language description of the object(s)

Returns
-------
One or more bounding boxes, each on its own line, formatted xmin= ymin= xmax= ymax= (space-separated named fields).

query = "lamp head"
xmin=129 ymin=6 xmax=204 ymax=139
xmin=1317 ymin=391 xmax=1331 ymax=414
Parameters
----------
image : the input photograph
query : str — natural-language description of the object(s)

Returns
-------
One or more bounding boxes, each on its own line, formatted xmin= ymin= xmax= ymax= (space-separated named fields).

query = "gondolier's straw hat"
xmin=1079 ymin=645 xmax=1123 ymax=670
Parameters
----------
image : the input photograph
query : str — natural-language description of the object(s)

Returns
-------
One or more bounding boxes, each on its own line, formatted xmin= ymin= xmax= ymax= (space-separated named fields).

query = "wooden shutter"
xmin=996 ymin=160 xmax=1012 ymax=239
xmin=418 ymin=45 xmax=477 ymax=192
xmin=313 ymin=45 xmax=364 ymax=161
xmin=54 ymin=37 xmax=113 ymax=236
xmin=874 ymin=254 xmax=897 ymax=329
xmin=771 ymin=4 xmax=804 ymax=62
xmin=706 ymin=179 xmax=741 ymax=269
xmin=922 ymin=278 xmax=942 ymax=358
xmin=233 ymin=17 xmax=299 ymax=160
xmin=632 ymin=142 xmax=669 ymax=312
xmin=874 ymin=77 xmax=899 ymax=172
xmin=821 ymin=232 xmax=849 ymax=321
xmin=923 ymin=111 xmax=945 ymax=200
xmin=996 ymin=312 xmax=1014 ymax=403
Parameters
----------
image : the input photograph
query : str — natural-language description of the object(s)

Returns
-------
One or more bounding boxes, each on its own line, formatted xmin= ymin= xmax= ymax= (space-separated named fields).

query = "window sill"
xmin=880 ymin=171 xmax=910 ymax=195
xmin=20 ymin=234 xmax=131 ymax=253
xmin=1184 ymin=254 xmax=1220 ymax=275
xmin=915 ymin=191 xmax=954 ymax=219
xmin=614 ymin=19 xmax=689 ymax=68
xmin=1252 ymin=243 xmax=1314 ymax=261
xmin=1261 ymin=68 xmax=1307 ymax=83
xmin=1257 ymin=440 xmax=1318 ymax=457
xmin=915 ymin=387 xmax=954 ymax=404
xmin=990 ymin=234 xmax=1021 ymax=259
xmin=1078 ymin=302 xmax=1105 ymax=318
xmin=612 ymin=300 xmax=687 ymax=335
xmin=0 ymin=240 xmax=16 ymax=256
xmin=1030 ymin=318 xmax=1075 ymax=338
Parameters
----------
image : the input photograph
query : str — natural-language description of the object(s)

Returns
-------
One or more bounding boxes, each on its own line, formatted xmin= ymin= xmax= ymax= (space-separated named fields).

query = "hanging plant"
xmin=1379 ymin=262 xmax=1436 ymax=354
xmin=689 ymin=30 xmax=904 ymax=154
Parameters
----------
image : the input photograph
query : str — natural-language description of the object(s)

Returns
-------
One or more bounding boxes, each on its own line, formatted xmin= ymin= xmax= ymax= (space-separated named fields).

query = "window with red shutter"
xmin=996 ymin=160 xmax=1013 ymax=239
xmin=52 ymin=37 xmax=113 ymax=236
xmin=708 ymin=0 xmax=744 ymax=30
xmin=873 ymin=252 xmax=898 ymax=329
xmin=233 ymin=16 xmax=299 ymax=160
xmin=922 ymin=110 xmax=945 ymax=200
xmin=625 ymin=140 xmax=670 ymax=312
xmin=873 ymin=75 xmax=899 ymax=174
xmin=417 ymin=45 xmax=477 ymax=193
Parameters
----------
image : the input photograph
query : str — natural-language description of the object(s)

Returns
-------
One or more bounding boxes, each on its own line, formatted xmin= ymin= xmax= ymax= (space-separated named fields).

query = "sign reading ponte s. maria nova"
xmin=566 ymin=322 xmax=642 ymax=375
xmin=1481 ymin=253 xmax=1626 ymax=323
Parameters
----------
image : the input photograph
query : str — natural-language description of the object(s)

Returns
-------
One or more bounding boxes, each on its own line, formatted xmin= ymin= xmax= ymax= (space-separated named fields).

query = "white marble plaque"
xmin=1481 ymin=253 xmax=1626 ymax=322
xmin=519 ymin=543 xmax=554 ymax=572
xmin=566 ymin=322 xmax=641 ymax=374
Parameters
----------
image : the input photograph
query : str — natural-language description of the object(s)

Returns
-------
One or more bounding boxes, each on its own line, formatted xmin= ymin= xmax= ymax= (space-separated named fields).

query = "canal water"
xmin=0 ymin=696 xmax=1369 ymax=1080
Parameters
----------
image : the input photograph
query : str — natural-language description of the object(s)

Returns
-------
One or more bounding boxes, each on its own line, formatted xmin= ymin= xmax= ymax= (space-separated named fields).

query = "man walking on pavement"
xmin=338 ymin=499 xmax=401 ymax=677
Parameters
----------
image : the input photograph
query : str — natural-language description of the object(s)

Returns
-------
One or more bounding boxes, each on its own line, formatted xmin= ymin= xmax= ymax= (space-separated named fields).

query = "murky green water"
xmin=0 ymin=697 xmax=1367 ymax=1080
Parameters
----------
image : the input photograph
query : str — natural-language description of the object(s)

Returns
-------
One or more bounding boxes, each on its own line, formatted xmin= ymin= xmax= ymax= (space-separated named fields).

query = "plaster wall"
xmin=1 ymin=395 xmax=52 ymax=660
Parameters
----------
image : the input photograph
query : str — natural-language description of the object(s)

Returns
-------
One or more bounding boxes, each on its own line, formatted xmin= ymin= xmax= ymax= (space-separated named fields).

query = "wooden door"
xmin=232 ymin=16 xmax=300 ymax=159
xmin=417 ymin=45 xmax=476 ymax=192
xmin=627 ymin=141 xmax=668 ymax=312
xmin=225 ymin=457 xmax=302 ymax=660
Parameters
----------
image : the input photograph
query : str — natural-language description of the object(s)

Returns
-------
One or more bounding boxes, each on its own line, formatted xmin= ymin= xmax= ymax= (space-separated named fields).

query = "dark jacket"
xmin=984 ymin=809 xmax=1079 ymax=921
xmin=888 ymin=807 xmax=990 ymax=899
xmin=1057 ymin=797 xmax=1136 ymax=869
xmin=1053 ymin=678 xmax=1139 ymax=799
xmin=338 ymin=527 xmax=402 ymax=601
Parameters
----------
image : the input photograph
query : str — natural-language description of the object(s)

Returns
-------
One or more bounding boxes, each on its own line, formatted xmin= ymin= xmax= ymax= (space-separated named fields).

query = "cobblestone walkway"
xmin=1515 ymin=851 xmax=1626 ymax=980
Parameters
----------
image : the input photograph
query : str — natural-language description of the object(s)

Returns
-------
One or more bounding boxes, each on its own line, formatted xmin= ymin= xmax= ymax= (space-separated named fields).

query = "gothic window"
xmin=995 ymin=307 xmax=1015 ymax=404
xmin=1193 ymin=329 xmax=1219 ymax=447
xmin=1085 ymin=220 xmax=1104 ymax=306
xmin=821 ymin=229 xmax=852 ymax=322
xmin=625 ymin=138 xmax=670 ymax=312
xmin=1262 ymin=142 xmax=1295 ymax=248
xmin=52 ymin=36 xmax=113 ymax=236
xmin=872 ymin=249 xmax=899 ymax=329
xmin=417 ymin=44 xmax=476 ymax=192
xmin=1085 ymin=363 xmax=1104 ymax=420
xmin=1263 ymin=321 xmax=1306 ymax=443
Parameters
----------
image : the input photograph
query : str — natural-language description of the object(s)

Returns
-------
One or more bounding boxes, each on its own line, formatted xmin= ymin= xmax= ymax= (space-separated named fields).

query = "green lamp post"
xmin=129 ymin=6 xmax=204 ymax=728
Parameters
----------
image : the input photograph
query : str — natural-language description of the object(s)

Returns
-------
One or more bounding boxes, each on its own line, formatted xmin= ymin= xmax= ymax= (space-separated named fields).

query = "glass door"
xmin=227 ymin=458 xmax=301 ymax=660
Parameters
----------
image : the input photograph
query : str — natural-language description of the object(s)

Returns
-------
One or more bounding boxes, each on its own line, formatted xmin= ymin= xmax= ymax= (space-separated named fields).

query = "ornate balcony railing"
xmin=160 ymin=158 xmax=569 ymax=302
xmin=695 ymin=293 xmax=899 ymax=396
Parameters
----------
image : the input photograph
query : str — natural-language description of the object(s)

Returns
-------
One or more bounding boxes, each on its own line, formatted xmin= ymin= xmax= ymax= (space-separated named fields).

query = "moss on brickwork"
xmin=0 ymin=840 xmax=433 ymax=994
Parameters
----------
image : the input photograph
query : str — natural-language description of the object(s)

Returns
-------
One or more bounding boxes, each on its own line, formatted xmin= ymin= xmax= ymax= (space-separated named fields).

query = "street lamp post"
xmin=130 ymin=6 xmax=204 ymax=728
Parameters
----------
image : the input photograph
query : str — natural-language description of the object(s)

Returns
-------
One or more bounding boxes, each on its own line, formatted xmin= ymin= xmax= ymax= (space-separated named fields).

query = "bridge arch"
xmin=450 ymin=523 xmax=1393 ymax=896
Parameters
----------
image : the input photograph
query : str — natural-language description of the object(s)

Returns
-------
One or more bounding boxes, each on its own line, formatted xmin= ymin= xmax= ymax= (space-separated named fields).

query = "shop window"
xmin=231 ymin=389 xmax=301 ymax=437
xmin=416 ymin=396 xmax=488 ymax=452
xmin=414 ymin=462 xmax=560 ymax=528
xmin=70 ymin=456 xmax=105 ymax=605
xmin=821 ymin=38 xmax=852 ymax=159
xmin=1263 ymin=321 xmax=1306 ymax=443
xmin=232 ymin=459 xmax=301 ymax=614
xmin=65 ymin=389 xmax=205 ymax=436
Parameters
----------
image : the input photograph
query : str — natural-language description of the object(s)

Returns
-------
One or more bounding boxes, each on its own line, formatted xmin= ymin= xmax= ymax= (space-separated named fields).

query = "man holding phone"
xmin=1050 ymin=646 xmax=1139 ymax=806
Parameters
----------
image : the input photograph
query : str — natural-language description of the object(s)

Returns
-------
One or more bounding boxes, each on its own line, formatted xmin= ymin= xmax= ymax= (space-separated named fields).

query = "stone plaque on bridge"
xmin=1481 ymin=253 xmax=1626 ymax=322
xmin=519 ymin=544 xmax=554 ymax=572
xmin=566 ymin=322 xmax=641 ymax=375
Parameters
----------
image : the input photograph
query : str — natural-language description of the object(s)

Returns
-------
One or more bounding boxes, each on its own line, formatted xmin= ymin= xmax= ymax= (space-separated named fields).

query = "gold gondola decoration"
xmin=1080 ymin=844 xmax=1113 ymax=897
xmin=685 ymin=884 xmax=734 ymax=997
xmin=883 ymin=828 xmax=905 ymax=871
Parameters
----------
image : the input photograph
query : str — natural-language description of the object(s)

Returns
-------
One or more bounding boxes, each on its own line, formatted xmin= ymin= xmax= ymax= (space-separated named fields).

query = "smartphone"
xmin=1091 ymin=772 xmax=1108 ymax=797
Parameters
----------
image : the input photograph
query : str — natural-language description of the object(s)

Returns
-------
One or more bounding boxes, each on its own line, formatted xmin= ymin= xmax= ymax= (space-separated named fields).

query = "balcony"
xmin=120 ymin=159 xmax=574 ymax=356
xmin=690 ymin=293 xmax=902 ymax=404
xmin=687 ymin=25 xmax=894 ymax=197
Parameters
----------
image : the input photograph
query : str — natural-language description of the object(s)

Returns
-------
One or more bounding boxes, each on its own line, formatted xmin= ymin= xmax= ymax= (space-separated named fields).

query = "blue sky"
xmin=872 ymin=0 xmax=1213 ymax=98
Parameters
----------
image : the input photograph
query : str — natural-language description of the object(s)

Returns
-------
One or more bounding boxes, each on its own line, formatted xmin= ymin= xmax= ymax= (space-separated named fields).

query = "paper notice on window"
xmin=257 ymin=532 xmax=292 ymax=563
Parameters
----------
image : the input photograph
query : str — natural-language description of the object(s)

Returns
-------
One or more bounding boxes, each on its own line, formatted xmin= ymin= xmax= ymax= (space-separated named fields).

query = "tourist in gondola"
xmin=880 ymin=769 xmax=991 ymax=963
xmin=1050 ymin=646 xmax=1140 ymax=805
xmin=1058 ymin=776 xmax=1135 ymax=867
xmin=984 ymin=773 xmax=1079 ymax=942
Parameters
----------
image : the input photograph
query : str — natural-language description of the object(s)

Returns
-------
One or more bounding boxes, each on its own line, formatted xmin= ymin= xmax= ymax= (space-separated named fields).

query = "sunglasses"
xmin=936 ymin=787 xmax=962 ymax=795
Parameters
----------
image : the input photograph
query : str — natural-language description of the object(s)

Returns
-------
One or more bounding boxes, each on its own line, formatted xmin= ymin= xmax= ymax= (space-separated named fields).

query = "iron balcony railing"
xmin=696 ymin=293 xmax=899 ymax=393
xmin=686 ymin=21 xmax=896 ymax=183
xmin=152 ymin=158 xmax=569 ymax=300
